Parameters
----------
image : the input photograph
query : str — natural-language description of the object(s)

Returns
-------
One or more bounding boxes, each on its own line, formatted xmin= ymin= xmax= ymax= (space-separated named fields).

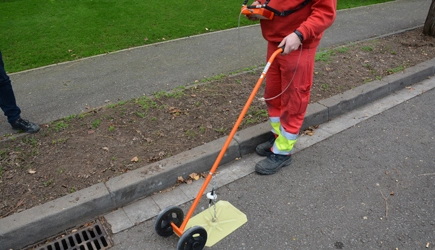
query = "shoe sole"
xmin=12 ymin=127 xmax=40 ymax=134
xmin=255 ymin=157 xmax=293 ymax=175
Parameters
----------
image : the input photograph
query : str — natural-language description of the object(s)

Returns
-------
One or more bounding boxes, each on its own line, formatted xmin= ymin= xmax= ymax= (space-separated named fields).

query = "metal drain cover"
xmin=35 ymin=221 xmax=112 ymax=250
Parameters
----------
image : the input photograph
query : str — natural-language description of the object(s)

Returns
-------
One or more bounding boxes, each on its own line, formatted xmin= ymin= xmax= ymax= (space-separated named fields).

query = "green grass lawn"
xmin=0 ymin=0 xmax=392 ymax=73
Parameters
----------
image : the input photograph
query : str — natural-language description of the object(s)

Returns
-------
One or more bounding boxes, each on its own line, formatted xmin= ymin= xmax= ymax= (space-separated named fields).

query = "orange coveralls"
xmin=258 ymin=0 xmax=336 ymax=154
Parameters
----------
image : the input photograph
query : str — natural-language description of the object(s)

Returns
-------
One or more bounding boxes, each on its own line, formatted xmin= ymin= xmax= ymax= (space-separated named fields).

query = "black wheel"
xmin=176 ymin=226 xmax=207 ymax=250
xmin=154 ymin=206 xmax=184 ymax=237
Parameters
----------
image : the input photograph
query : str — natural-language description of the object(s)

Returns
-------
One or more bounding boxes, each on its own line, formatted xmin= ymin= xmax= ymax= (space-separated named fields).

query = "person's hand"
xmin=278 ymin=32 xmax=302 ymax=55
xmin=245 ymin=1 xmax=261 ymax=21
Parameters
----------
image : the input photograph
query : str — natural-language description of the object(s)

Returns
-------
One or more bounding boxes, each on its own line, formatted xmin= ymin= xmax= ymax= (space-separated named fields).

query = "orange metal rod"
xmin=172 ymin=47 xmax=283 ymax=236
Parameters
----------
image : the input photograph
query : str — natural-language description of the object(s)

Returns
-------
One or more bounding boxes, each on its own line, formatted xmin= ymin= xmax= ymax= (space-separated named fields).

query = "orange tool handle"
xmin=172 ymin=47 xmax=283 ymax=236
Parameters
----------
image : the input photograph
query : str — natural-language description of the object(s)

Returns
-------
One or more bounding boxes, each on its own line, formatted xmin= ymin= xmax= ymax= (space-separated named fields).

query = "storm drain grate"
xmin=36 ymin=221 xmax=112 ymax=250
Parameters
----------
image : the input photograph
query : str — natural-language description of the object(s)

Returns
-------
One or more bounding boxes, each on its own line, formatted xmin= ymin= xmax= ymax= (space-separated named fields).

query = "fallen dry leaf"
xmin=169 ymin=107 xmax=182 ymax=114
xmin=303 ymin=125 xmax=319 ymax=136
xmin=189 ymin=173 xmax=200 ymax=181
xmin=16 ymin=199 xmax=25 ymax=207
xmin=28 ymin=170 xmax=36 ymax=174
xmin=177 ymin=176 xmax=184 ymax=183
xmin=147 ymin=156 xmax=160 ymax=162
xmin=131 ymin=156 xmax=139 ymax=162
xmin=304 ymin=130 xmax=314 ymax=136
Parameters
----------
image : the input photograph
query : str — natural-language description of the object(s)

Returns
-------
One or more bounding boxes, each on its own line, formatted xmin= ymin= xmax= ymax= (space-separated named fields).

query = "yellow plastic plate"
xmin=185 ymin=200 xmax=248 ymax=247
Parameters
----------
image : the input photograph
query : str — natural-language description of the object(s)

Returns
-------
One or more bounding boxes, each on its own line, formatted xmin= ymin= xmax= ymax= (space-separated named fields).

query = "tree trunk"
xmin=423 ymin=0 xmax=435 ymax=36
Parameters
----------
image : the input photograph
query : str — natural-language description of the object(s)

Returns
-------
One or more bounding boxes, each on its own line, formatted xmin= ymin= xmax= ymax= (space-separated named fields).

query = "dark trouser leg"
xmin=0 ymin=51 xmax=21 ymax=124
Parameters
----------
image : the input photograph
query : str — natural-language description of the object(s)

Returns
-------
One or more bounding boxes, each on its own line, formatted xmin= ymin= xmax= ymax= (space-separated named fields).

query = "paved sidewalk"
xmin=0 ymin=0 xmax=434 ymax=249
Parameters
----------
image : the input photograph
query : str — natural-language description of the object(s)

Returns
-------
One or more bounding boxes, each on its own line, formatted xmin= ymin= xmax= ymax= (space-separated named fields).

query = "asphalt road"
xmin=109 ymin=76 xmax=435 ymax=249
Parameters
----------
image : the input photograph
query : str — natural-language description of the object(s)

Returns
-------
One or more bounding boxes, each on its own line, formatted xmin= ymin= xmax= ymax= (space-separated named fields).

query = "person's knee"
xmin=0 ymin=76 xmax=11 ymax=88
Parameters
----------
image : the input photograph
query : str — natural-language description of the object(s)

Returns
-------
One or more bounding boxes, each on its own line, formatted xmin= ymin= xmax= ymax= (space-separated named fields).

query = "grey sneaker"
xmin=255 ymin=153 xmax=292 ymax=175
xmin=255 ymin=136 xmax=275 ymax=156
xmin=11 ymin=118 xmax=40 ymax=133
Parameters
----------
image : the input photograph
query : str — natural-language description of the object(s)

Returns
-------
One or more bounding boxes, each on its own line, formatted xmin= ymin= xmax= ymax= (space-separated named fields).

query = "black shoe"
xmin=255 ymin=136 xmax=275 ymax=156
xmin=11 ymin=118 xmax=40 ymax=133
xmin=255 ymin=153 xmax=292 ymax=175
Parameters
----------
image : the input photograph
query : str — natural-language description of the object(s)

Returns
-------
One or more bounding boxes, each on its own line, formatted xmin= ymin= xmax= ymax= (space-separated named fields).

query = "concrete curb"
xmin=1 ymin=58 xmax=434 ymax=249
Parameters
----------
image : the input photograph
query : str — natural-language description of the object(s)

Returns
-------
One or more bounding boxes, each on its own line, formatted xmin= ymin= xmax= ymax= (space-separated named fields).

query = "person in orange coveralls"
xmin=246 ymin=0 xmax=336 ymax=175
